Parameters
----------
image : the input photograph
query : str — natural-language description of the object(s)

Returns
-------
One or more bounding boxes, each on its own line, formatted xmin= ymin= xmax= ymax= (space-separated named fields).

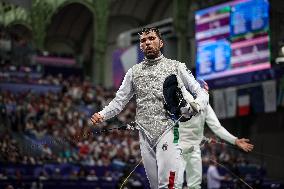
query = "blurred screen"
xmin=195 ymin=0 xmax=270 ymax=81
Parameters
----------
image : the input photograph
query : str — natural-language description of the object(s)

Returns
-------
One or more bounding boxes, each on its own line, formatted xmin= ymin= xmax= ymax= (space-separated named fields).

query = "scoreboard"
xmin=195 ymin=0 xmax=270 ymax=82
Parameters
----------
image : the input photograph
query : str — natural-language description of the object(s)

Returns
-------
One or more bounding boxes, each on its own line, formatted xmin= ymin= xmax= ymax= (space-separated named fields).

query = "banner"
xmin=237 ymin=88 xmax=250 ymax=116
xmin=224 ymin=87 xmax=237 ymax=118
xmin=213 ymin=90 xmax=226 ymax=119
xmin=112 ymin=45 xmax=143 ymax=88
xmin=262 ymin=80 xmax=276 ymax=112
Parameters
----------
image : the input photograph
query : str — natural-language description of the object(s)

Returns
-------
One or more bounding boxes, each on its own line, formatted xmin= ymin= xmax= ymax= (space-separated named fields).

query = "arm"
xmin=177 ymin=63 xmax=209 ymax=112
xmin=92 ymin=68 xmax=134 ymax=123
xmin=205 ymin=105 xmax=237 ymax=145
xmin=206 ymin=105 xmax=254 ymax=152
xmin=209 ymin=166 xmax=225 ymax=181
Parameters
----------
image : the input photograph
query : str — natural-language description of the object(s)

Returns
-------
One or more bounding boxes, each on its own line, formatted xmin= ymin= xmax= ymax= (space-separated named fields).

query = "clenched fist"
xmin=91 ymin=113 xmax=104 ymax=125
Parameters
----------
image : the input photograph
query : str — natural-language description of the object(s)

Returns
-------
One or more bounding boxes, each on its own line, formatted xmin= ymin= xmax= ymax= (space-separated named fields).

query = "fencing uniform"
xmin=99 ymin=54 xmax=209 ymax=189
xmin=178 ymin=105 xmax=237 ymax=189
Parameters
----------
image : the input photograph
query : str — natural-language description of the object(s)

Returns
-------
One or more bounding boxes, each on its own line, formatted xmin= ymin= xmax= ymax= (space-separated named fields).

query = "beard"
xmin=144 ymin=48 xmax=160 ymax=59
xmin=145 ymin=53 xmax=157 ymax=59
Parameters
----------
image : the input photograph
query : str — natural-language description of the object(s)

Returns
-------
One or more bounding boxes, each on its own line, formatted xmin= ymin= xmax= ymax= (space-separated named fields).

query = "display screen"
xmin=195 ymin=0 xmax=270 ymax=81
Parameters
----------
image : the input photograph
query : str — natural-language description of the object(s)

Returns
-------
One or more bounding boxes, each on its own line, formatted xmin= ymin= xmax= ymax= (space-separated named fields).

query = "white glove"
xmin=176 ymin=75 xmax=200 ymax=116
xmin=180 ymin=106 xmax=192 ymax=118
xmin=189 ymin=101 xmax=200 ymax=115
xmin=180 ymin=102 xmax=200 ymax=117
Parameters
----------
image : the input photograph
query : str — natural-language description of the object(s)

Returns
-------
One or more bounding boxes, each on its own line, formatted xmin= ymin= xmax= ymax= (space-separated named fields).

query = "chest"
xmin=133 ymin=61 xmax=177 ymax=92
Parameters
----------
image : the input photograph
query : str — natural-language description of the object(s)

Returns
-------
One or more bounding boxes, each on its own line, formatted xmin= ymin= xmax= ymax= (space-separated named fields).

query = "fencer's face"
xmin=139 ymin=31 xmax=163 ymax=59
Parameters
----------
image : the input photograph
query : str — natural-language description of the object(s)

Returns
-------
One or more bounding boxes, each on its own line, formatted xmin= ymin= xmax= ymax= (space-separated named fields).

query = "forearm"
xmin=206 ymin=105 xmax=237 ymax=145
xmin=99 ymin=98 xmax=130 ymax=120
xmin=211 ymin=168 xmax=225 ymax=180
xmin=212 ymin=126 xmax=237 ymax=145
xmin=98 ymin=69 xmax=134 ymax=121
xmin=99 ymin=104 xmax=118 ymax=120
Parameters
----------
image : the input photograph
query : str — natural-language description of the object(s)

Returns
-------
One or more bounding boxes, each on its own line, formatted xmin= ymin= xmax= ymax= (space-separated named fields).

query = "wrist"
xmin=190 ymin=102 xmax=200 ymax=113
xmin=234 ymin=138 xmax=239 ymax=145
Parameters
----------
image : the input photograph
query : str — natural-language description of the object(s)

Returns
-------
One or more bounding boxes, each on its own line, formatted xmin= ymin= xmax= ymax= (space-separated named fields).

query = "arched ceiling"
xmin=8 ymin=24 xmax=32 ymax=40
xmin=3 ymin=0 xmax=239 ymax=55
xmin=45 ymin=0 xmax=174 ymax=54
xmin=46 ymin=3 xmax=93 ymax=54
xmin=110 ymin=0 xmax=173 ymax=24
xmin=1 ymin=0 xmax=174 ymax=54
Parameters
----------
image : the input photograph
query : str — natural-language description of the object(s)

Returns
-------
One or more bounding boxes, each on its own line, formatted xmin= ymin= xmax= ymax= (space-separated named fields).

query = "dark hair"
xmin=138 ymin=27 xmax=162 ymax=40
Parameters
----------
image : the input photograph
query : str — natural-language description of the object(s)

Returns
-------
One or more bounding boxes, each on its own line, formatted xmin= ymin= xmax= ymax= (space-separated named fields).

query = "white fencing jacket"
xmin=179 ymin=105 xmax=237 ymax=148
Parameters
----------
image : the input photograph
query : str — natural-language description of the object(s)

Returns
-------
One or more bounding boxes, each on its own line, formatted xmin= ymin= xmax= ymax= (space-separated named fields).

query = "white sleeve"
xmin=206 ymin=105 xmax=237 ymax=145
xmin=99 ymin=68 xmax=134 ymax=120
xmin=210 ymin=166 xmax=225 ymax=180
xmin=177 ymin=63 xmax=209 ymax=111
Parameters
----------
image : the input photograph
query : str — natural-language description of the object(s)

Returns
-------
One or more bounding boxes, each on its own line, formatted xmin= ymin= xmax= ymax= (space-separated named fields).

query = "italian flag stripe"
xmin=173 ymin=123 xmax=179 ymax=143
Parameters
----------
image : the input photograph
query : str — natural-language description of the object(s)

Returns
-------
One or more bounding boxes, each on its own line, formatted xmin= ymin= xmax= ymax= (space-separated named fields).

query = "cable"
xmin=119 ymin=159 xmax=143 ymax=189
xmin=209 ymin=158 xmax=254 ymax=189
xmin=119 ymin=116 xmax=183 ymax=189
xmin=203 ymin=136 xmax=284 ymax=188
xmin=202 ymin=136 xmax=284 ymax=162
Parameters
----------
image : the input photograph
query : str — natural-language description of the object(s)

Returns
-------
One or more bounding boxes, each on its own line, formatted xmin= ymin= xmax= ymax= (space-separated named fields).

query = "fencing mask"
xmin=163 ymin=74 xmax=198 ymax=122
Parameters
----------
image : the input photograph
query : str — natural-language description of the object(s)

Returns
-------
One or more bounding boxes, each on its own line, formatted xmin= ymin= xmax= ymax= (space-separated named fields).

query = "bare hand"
xmin=235 ymin=138 xmax=254 ymax=152
xmin=90 ymin=113 xmax=104 ymax=125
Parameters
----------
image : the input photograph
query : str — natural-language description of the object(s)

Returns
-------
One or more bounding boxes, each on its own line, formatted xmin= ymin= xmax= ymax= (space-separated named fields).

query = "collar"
xmin=143 ymin=54 xmax=164 ymax=66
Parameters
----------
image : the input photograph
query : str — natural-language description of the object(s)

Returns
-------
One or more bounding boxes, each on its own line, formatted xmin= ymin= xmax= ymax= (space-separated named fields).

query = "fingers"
xmin=242 ymin=143 xmax=254 ymax=152
xmin=90 ymin=113 xmax=104 ymax=125
xmin=236 ymin=138 xmax=254 ymax=152
xmin=241 ymin=138 xmax=250 ymax=142
xmin=94 ymin=113 xmax=103 ymax=123
xmin=247 ymin=144 xmax=254 ymax=151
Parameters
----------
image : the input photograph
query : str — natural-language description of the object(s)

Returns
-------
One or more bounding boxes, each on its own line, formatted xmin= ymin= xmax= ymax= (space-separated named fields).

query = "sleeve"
xmin=99 ymin=68 xmax=135 ymax=120
xmin=205 ymin=105 xmax=237 ymax=145
xmin=210 ymin=166 xmax=225 ymax=180
xmin=177 ymin=63 xmax=209 ymax=111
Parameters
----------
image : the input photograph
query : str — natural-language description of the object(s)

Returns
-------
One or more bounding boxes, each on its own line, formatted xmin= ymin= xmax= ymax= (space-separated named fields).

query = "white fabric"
xmin=139 ymin=130 xmax=183 ymax=189
xmin=205 ymin=105 xmax=237 ymax=145
xmin=121 ymin=45 xmax=138 ymax=72
xmin=207 ymin=165 xmax=224 ymax=189
xmin=238 ymin=95 xmax=250 ymax=106
xmin=98 ymin=55 xmax=209 ymax=188
xmin=212 ymin=90 xmax=226 ymax=119
xmin=99 ymin=67 xmax=134 ymax=120
xmin=262 ymin=80 xmax=276 ymax=113
xmin=177 ymin=63 xmax=209 ymax=110
xmin=99 ymin=55 xmax=209 ymax=120
xmin=224 ymin=87 xmax=237 ymax=118
xmin=178 ymin=105 xmax=237 ymax=188
xmin=178 ymin=147 xmax=202 ymax=189
xmin=179 ymin=105 xmax=237 ymax=148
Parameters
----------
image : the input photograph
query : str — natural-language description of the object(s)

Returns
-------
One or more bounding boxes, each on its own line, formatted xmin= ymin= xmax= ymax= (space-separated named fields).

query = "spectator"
xmin=207 ymin=156 xmax=228 ymax=189
xmin=86 ymin=170 xmax=98 ymax=181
